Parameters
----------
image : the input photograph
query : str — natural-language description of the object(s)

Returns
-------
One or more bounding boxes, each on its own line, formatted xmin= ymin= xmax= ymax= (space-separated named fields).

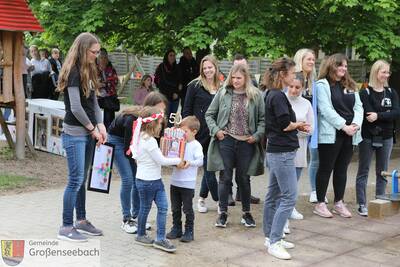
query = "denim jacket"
xmin=316 ymin=79 xmax=363 ymax=145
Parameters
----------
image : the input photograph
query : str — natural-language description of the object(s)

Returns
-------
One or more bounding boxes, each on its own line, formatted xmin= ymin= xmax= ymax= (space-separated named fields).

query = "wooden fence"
xmin=108 ymin=52 xmax=367 ymax=100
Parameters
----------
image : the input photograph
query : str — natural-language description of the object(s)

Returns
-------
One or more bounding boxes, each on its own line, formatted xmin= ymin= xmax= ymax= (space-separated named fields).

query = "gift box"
xmin=160 ymin=127 xmax=186 ymax=158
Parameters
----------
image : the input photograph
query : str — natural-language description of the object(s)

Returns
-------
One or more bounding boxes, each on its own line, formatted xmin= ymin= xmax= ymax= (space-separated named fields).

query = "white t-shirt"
xmin=30 ymin=58 xmax=51 ymax=76
xmin=135 ymin=133 xmax=181 ymax=181
xmin=171 ymin=140 xmax=204 ymax=189
xmin=286 ymin=94 xmax=314 ymax=167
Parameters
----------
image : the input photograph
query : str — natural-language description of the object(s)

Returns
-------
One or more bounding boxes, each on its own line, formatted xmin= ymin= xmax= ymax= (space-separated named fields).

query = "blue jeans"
xmin=136 ymin=179 xmax=168 ymax=241
xmin=308 ymin=147 xmax=319 ymax=192
xmin=296 ymin=167 xmax=302 ymax=181
xmin=61 ymin=133 xmax=95 ymax=226
xmin=108 ymin=134 xmax=140 ymax=220
xmin=199 ymin=156 xmax=219 ymax=201
xmin=263 ymin=152 xmax=298 ymax=244
xmin=356 ymin=138 xmax=393 ymax=205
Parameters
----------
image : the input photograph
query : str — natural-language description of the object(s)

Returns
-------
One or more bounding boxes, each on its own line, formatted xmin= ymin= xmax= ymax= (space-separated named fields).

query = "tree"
xmin=28 ymin=0 xmax=400 ymax=61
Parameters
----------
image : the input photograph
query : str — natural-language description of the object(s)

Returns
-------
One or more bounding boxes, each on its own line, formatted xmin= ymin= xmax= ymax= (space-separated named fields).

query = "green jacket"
xmin=205 ymin=86 xmax=265 ymax=176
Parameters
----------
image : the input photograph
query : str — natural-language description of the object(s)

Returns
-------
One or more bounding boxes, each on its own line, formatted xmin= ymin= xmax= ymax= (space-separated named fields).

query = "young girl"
xmin=133 ymin=74 xmax=153 ymax=106
xmin=263 ymin=57 xmax=308 ymax=260
xmin=57 ymin=32 xmax=107 ymax=242
xmin=314 ymin=53 xmax=363 ymax=218
xmin=108 ymin=92 xmax=168 ymax=234
xmin=206 ymin=63 xmax=265 ymax=228
xmin=131 ymin=106 xmax=183 ymax=253
xmin=286 ymin=73 xmax=314 ymax=220
xmin=355 ymin=60 xmax=399 ymax=216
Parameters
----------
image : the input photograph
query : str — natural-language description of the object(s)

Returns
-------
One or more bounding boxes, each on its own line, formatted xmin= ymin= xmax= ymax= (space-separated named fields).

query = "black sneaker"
xmin=215 ymin=212 xmax=228 ymax=228
xmin=180 ymin=228 xmax=194 ymax=242
xmin=241 ymin=212 xmax=256 ymax=227
xmin=166 ymin=226 xmax=182 ymax=239
xmin=153 ymin=239 xmax=176 ymax=253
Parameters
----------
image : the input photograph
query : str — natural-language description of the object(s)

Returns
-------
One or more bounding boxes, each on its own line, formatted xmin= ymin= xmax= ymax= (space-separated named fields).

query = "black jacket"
xmin=360 ymin=86 xmax=400 ymax=139
xmin=108 ymin=113 xmax=137 ymax=157
xmin=182 ymin=80 xmax=215 ymax=154
xmin=178 ymin=56 xmax=199 ymax=90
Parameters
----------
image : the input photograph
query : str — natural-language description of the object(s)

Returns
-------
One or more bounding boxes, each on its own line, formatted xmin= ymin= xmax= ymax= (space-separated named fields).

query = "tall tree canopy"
xmin=28 ymin=0 xmax=400 ymax=61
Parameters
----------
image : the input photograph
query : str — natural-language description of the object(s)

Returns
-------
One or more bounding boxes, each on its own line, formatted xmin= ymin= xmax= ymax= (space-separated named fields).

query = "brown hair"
xmin=318 ymin=53 xmax=357 ymax=90
xmin=139 ymin=106 xmax=164 ymax=138
xmin=142 ymin=91 xmax=168 ymax=108
xmin=180 ymin=116 xmax=200 ymax=132
xmin=261 ymin=57 xmax=295 ymax=90
xmin=57 ymin=32 xmax=101 ymax=97
xmin=140 ymin=74 xmax=153 ymax=90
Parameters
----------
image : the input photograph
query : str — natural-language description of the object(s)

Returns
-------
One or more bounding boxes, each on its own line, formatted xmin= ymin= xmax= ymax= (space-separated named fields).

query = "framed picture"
xmin=34 ymin=114 xmax=48 ymax=150
xmin=88 ymin=142 xmax=115 ymax=194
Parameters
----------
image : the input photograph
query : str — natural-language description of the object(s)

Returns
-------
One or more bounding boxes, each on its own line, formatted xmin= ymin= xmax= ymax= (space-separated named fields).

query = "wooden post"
xmin=2 ymin=31 xmax=14 ymax=103
xmin=13 ymin=32 xmax=25 ymax=159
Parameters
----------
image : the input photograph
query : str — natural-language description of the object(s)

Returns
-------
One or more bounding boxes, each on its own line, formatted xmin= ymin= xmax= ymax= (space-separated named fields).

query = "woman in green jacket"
xmin=205 ymin=63 xmax=265 ymax=228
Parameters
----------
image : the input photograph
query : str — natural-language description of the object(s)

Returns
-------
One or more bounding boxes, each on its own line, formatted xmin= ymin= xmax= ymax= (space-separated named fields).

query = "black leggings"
xmin=316 ymin=132 xmax=353 ymax=203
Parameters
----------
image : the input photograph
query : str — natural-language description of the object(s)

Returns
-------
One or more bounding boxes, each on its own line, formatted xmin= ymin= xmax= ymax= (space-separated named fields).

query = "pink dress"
xmin=133 ymin=87 xmax=150 ymax=105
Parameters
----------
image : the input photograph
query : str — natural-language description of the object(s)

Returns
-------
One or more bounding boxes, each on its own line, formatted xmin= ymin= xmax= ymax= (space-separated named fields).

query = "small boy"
xmin=167 ymin=116 xmax=204 ymax=242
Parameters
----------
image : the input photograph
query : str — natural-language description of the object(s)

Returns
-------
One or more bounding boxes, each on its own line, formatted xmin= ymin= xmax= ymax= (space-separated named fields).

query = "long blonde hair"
xmin=318 ymin=53 xmax=357 ymax=91
xmin=293 ymin=48 xmax=316 ymax=92
xmin=196 ymin=55 xmax=220 ymax=92
xmin=57 ymin=32 xmax=101 ymax=97
xmin=225 ymin=64 xmax=259 ymax=101
xmin=369 ymin=60 xmax=390 ymax=88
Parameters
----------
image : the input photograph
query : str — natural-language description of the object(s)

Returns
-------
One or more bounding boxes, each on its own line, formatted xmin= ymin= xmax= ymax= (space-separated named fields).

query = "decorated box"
xmin=160 ymin=127 xmax=186 ymax=158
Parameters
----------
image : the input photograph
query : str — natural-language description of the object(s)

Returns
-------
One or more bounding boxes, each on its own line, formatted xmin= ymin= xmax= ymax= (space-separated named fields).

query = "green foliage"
xmin=27 ymin=0 xmax=400 ymax=61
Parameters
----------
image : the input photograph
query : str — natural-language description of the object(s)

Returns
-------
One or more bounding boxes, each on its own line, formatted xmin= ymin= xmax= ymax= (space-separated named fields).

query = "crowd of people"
xmin=56 ymin=32 xmax=399 ymax=261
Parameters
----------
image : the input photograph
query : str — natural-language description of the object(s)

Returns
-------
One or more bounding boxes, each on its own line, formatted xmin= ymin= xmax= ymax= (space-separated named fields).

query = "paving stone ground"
xmin=1 ymin=149 xmax=400 ymax=267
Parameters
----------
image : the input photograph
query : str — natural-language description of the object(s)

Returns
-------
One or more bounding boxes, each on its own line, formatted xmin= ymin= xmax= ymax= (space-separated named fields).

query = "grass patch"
xmin=0 ymin=174 xmax=38 ymax=190
xmin=0 ymin=146 xmax=14 ymax=160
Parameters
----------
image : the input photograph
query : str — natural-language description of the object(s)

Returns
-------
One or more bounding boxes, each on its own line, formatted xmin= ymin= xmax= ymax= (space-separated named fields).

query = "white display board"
xmin=26 ymin=99 xmax=66 ymax=157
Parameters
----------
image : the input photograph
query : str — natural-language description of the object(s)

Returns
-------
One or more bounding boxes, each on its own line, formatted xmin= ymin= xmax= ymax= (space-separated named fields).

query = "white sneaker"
xmin=283 ymin=220 xmax=290 ymax=234
xmin=290 ymin=208 xmax=304 ymax=220
xmin=197 ymin=198 xmax=208 ymax=213
xmin=264 ymin=237 xmax=295 ymax=249
xmin=268 ymin=240 xmax=292 ymax=260
xmin=121 ymin=219 xmax=137 ymax=234
xmin=309 ymin=191 xmax=317 ymax=203
xmin=309 ymin=191 xmax=329 ymax=204
xmin=130 ymin=217 xmax=151 ymax=230
xmin=217 ymin=202 xmax=221 ymax=214
xmin=145 ymin=222 xmax=152 ymax=230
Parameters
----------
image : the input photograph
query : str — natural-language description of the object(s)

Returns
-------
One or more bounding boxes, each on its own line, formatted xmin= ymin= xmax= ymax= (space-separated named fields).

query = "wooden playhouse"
xmin=0 ymin=0 xmax=43 ymax=159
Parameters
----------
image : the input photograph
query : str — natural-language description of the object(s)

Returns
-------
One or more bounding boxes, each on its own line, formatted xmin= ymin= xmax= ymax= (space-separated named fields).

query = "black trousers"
xmin=218 ymin=135 xmax=254 ymax=213
xmin=316 ymin=131 xmax=353 ymax=203
xmin=103 ymin=109 xmax=115 ymax=130
xmin=170 ymin=185 xmax=194 ymax=229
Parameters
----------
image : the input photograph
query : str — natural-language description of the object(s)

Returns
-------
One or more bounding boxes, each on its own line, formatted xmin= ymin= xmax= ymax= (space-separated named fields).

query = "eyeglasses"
xmin=89 ymin=50 xmax=100 ymax=56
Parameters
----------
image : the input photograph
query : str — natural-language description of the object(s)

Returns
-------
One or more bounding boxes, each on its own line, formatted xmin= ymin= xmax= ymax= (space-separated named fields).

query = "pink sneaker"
xmin=332 ymin=200 xmax=352 ymax=218
xmin=313 ymin=202 xmax=333 ymax=218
